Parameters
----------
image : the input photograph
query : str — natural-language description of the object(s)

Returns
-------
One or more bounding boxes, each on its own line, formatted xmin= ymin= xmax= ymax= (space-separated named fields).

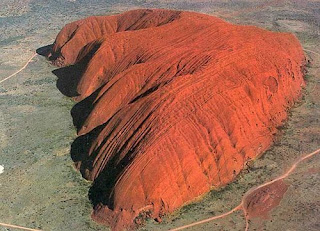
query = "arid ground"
xmin=0 ymin=1 xmax=319 ymax=231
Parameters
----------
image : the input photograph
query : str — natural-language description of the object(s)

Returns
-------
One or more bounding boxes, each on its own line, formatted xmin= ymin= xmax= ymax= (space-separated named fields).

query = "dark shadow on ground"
xmin=37 ymin=41 xmax=102 ymax=97
xmin=52 ymin=64 xmax=83 ymax=97
xmin=36 ymin=44 xmax=82 ymax=97
xmin=36 ymin=44 xmax=53 ymax=57
xmin=36 ymin=42 xmax=125 ymax=213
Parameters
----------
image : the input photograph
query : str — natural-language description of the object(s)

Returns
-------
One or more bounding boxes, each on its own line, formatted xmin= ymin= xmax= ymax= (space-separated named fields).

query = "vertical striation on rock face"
xmin=47 ymin=9 xmax=306 ymax=230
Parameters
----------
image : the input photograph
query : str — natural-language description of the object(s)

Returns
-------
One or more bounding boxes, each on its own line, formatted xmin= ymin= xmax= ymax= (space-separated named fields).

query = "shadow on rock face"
xmin=70 ymin=118 xmax=132 ymax=209
xmin=70 ymin=122 xmax=105 ymax=176
xmin=70 ymin=87 xmax=101 ymax=131
xmin=88 ymin=147 xmax=136 ymax=209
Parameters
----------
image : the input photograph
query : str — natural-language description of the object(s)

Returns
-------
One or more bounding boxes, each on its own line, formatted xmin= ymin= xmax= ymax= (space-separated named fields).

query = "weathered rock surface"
xmin=48 ymin=9 xmax=305 ymax=230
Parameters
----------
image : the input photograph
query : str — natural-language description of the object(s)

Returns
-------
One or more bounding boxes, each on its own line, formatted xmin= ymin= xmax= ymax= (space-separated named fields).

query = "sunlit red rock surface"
xmin=48 ymin=9 xmax=306 ymax=230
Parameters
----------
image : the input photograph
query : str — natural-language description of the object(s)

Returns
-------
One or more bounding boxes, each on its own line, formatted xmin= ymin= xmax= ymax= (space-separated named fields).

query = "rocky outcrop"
xmin=48 ymin=9 xmax=305 ymax=230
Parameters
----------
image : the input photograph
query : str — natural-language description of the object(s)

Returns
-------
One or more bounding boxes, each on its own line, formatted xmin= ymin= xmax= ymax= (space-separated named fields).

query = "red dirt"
xmin=170 ymin=148 xmax=320 ymax=231
xmin=243 ymin=180 xmax=289 ymax=220
xmin=48 ymin=9 xmax=306 ymax=230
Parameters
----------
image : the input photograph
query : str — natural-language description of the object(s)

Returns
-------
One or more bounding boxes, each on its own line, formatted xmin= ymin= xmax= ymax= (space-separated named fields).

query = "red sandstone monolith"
xmin=48 ymin=9 xmax=305 ymax=230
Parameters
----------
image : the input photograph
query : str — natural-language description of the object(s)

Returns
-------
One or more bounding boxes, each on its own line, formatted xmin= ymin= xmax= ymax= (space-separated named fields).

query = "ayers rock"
xmin=47 ymin=9 xmax=306 ymax=230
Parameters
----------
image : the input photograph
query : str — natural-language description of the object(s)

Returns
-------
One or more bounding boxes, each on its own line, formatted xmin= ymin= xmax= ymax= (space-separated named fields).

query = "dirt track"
xmin=170 ymin=147 xmax=320 ymax=231
xmin=0 ymin=53 xmax=37 ymax=84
